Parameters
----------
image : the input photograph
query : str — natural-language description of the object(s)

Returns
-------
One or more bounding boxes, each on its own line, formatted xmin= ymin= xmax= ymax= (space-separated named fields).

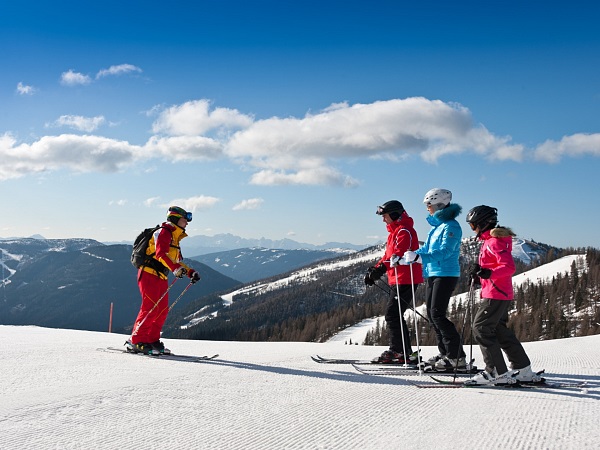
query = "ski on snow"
xmin=311 ymin=354 xmax=423 ymax=367
xmin=98 ymin=346 xmax=219 ymax=363
xmin=352 ymin=364 xmax=478 ymax=376
xmin=311 ymin=355 xmax=381 ymax=365
xmin=416 ymin=371 xmax=587 ymax=389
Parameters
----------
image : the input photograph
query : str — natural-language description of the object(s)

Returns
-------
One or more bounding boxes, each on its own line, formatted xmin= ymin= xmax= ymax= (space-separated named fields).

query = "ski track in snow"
xmin=1 ymin=325 xmax=599 ymax=449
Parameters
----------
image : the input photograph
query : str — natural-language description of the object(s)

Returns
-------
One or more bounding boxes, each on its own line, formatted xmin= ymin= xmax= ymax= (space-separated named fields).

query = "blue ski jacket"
xmin=415 ymin=203 xmax=462 ymax=278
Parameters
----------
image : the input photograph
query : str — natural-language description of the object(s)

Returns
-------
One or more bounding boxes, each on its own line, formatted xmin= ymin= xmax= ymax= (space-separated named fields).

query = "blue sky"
xmin=1 ymin=0 xmax=599 ymax=249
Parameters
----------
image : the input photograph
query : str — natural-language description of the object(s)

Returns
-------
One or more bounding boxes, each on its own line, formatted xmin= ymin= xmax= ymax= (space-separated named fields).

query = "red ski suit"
xmin=131 ymin=222 xmax=190 ymax=344
xmin=376 ymin=211 xmax=424 ymax=286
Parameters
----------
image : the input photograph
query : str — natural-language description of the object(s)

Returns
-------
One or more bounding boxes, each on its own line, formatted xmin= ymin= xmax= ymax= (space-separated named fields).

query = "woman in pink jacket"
xmin=465 ymin=205 xmax=540 ymax=385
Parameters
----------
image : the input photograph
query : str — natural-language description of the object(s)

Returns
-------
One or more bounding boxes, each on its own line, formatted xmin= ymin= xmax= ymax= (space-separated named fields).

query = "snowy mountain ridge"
xmin=179 ymin=238 xmax=567 ymax=331
xmin=329 ymin=254 xmax=587 ymax=345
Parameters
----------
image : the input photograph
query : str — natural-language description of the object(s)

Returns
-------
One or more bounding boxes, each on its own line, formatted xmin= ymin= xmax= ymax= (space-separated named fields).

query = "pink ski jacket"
xmin=478 ymin=227 xmax=516 ymax=300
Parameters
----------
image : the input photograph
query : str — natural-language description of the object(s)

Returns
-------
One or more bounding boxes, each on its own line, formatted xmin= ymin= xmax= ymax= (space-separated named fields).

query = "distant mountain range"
xmin=0 ymin=237 xmax=360 ymax=333
xmin=0 ymin=234 xmax=564 ymax=336
xmin=0 ymin=238 xmax=241 ymax=333
xmin=103 ymin=232 xmax=368 ymax=255
xmin=192 ymin=247 xmax=355 ymax=283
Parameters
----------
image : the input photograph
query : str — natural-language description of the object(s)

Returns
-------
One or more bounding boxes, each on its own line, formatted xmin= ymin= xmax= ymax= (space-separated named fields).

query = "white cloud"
xmin=109 ymin=199 xmax=128 ymax=206
xmin=60 ymin=70 xmax=92 ymax=86
xmin=144 ymin=135 xmax=223 ymax=162
xmin=143 ymin=197 xmax=161 ymax=207
xmin=0 ymin=133 xmax=138 ymax=180
xmin=46 ymin=115 xmax=106 ymax=132
xmin=249 ymin=168 xmax=359 ymax=187
xmin=16 ymin=82 xmax=36 ymax=95
xmin=151 ymin=99 xmax=253 ymax=136
xmin=96 ymin=64 xmax=142 ymax=79
xmin=232 ymin=198 xmax=264 ymax=211
xmin=4 ymin=97 xmax=598 ymax=186
xmin=165 ymin=195 xmax=220 ymax=212
xmin=225 ymin=98 xmax=524 ymax=185
xmin=534 ymin=133 xmax=600 ymax=163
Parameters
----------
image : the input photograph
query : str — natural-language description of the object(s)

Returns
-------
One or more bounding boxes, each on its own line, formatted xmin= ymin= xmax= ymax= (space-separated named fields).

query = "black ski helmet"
xmin=466 ymin=205 xmax=498 ymax=231
xmin=376 ymin=200 xmax=405 ymax=220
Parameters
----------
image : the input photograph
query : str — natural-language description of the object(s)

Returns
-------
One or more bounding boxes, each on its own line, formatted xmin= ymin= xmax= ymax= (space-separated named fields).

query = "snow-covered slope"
xmin=1 ymin=325 xmax=598 ymax=449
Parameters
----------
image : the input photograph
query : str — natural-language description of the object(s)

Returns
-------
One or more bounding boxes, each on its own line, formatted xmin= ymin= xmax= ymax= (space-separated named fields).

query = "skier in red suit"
xmin=128 ymin=206 xmax=200 ymax=355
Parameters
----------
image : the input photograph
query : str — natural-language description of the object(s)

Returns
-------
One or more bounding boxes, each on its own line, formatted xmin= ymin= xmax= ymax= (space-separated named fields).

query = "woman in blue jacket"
xmin=403 ymin=188 xmax=466 ymax=370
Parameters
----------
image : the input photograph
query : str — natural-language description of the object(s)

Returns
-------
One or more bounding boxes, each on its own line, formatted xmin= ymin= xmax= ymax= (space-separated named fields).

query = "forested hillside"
xmin=368 ymin=248 xmax=599 ymax=347
xmin=168 ymin=242 xmax=599 ymax=344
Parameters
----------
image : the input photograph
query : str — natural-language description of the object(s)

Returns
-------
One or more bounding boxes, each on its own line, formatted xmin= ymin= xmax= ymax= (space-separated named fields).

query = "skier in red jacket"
xmin=365 ymin=200 xmax=424 ymax=363
xmin=465 ymin=205 xmax=540 ymax=385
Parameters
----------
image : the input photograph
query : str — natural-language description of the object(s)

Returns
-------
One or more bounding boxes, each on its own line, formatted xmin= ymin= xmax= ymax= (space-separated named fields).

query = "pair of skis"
xmin=313 ymin=355 xmax=586 ymax=389
xmin=420 ymin=373 xmax=586 ymax=390
xmin=312 ymin=354 xmax=478 ymax=375
xmin=98 ymin=346 xmax=219 ymax=363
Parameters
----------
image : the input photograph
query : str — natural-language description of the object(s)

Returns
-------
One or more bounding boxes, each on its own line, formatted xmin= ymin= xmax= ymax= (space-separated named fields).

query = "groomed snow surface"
xmin=1 ymin=325 xmax=599 ymax=449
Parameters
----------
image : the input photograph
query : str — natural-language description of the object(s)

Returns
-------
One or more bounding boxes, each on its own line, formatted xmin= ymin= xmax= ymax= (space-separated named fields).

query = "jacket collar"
xmin=426 ymin=203 xmax=462 ymax=226
xmin=386 ymin=211 xmax=414 ymax=233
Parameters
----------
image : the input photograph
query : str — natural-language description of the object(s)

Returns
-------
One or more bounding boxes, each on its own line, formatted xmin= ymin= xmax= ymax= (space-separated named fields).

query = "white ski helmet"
xmin=423 ymin=188 xmax=452 ymax=211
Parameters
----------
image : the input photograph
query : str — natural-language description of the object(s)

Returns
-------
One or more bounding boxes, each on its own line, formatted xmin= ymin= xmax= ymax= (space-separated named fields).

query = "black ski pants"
xmin=424 ymin=276 xmax=465 ymax=359
xmin=473 ymin=298 xmax=531 ymax=374
xmin=385 ymin=284 xmax=416 ymax=355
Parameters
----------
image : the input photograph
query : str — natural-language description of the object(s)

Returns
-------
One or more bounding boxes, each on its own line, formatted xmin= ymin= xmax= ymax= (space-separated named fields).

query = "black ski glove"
xmin=469 ymin=263 xmax=492 ymax=280
xmin=469 ymin=263 xmax=481 ymax=279
xmin=477 ymin=268 xmax=492 ymax=279
xmin=188 ymin=269 xmax=201 ymax=284
xmin=365 ymin=264 xmax=386 ymax=286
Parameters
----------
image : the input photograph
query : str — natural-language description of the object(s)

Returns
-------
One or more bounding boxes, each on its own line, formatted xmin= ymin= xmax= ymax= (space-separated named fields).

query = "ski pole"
xmin=132 ymin=277 xmax=178 ymax=337
xmin=409 ymin=262 xmax=422 ymax=375
xmin=453 ymin=278 xmax=475 ymax=381
xmin=393 ymin=265 xmax=409 ymax=368
xmin=166 ymin=280 xmax=194 ymax=313
xmin=468 ymin=278 xmax=476 ymax=379
xmin=374 ymin=280 xmax=428 ymax=322
xmin=151 ymin=280 xmax=195 ymax=330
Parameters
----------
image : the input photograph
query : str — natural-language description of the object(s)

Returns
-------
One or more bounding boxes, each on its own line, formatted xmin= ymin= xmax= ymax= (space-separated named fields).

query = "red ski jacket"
xmin=377 ymin=211 xmax=424 ymax=286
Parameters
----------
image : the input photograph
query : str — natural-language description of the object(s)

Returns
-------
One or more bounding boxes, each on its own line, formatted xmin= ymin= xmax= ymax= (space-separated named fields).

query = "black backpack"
xmin=131 ymin=225 xmax=168 ymax=274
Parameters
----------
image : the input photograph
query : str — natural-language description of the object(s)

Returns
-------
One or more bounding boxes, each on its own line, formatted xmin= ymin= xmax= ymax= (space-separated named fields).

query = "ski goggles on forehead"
xmin=184 ymin=211 xmax=193 ymax=222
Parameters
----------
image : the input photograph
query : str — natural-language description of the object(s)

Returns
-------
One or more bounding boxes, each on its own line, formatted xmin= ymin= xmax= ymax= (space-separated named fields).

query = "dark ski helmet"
xmin=167 ymin=206 xmax=192 ymax=224
xmin=466 ymin=205 xmax=497 ymax=232
xmin=376 ymin=200 xmax=405 ymax=220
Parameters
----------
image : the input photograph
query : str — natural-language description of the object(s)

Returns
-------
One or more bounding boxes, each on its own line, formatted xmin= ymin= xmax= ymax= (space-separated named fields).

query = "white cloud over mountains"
xmin=2 ymin=97 xmax=599 ymax=184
